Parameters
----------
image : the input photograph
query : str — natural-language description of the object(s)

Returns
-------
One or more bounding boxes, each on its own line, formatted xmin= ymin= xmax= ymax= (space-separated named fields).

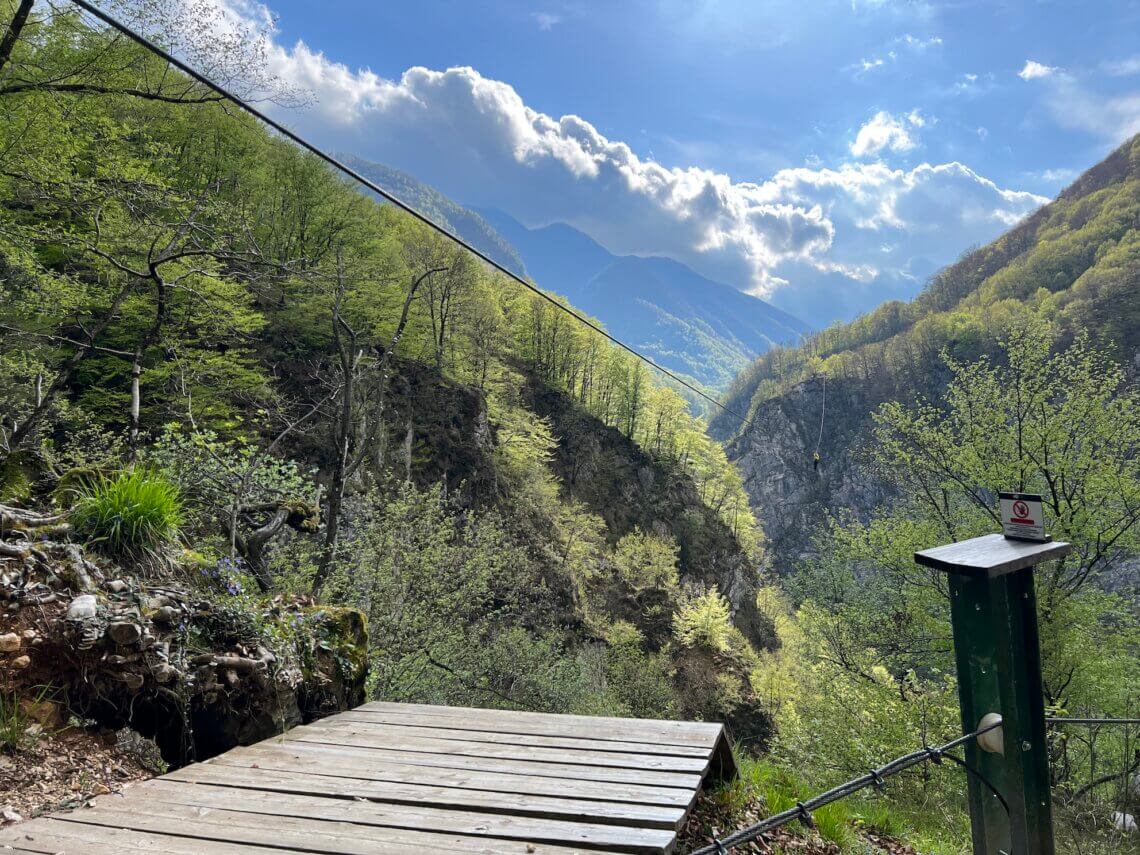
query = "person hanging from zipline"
xmin=812 ymin=372 xmax=826 ymax=473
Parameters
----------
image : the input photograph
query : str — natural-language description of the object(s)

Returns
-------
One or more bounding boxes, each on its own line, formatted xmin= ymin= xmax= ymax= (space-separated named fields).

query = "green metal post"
xmin=917 ymin=534 xmax=1068 ymax=855
xmin=948 ymin=572 xmax=1010 ymax=853
xmin=992 ymin=568 xmax=1054 ymax=855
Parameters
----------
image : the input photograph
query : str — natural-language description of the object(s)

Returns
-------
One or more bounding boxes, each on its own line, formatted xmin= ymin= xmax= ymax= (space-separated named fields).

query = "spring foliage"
xmin=0 ymin=2 xmax=763 ymax=727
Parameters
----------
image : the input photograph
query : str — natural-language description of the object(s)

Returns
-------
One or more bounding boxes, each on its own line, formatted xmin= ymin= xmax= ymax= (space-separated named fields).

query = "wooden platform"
xmin=0 ymin=701 xmax=735 ymax=854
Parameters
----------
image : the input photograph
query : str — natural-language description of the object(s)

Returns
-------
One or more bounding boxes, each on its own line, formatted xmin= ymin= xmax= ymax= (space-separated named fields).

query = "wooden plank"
xmin=256 ymin=734 xmax=702 ymax=793
xmin=61 ymin=802 xmax=647 ymax=855
xmin=320 ymin=715 xmax=712 ymax=757
xmin=211 ymin=742 xmax=695 ymax=807
xmin=284 ymin=724 xmax=710 ymax=773
xmin=256 ymin=735 xmax=704 ymax=789
xmin=131 ymin=780 xmax=673 ymax=853
xmin=167 ymin=763 xmax=687 ymax=829
xmin=0 ymin=817 xmax=292 ymax=854
xmin=4 ymin=700 xmax=728 ymax=854
xmin=356 ymin=702 xmax=720 ymax=747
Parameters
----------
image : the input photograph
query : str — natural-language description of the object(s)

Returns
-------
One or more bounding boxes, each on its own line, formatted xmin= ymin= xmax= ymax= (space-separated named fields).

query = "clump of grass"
xmin=0 ymin=692 xmax=31 ymax=751
xmin=814 ymin=802 xmax=856 ymax=847
xmin=854 ymin=799 xmax=906 ymax=838
xmin=72 ymin=467 xmax=183 ymax=559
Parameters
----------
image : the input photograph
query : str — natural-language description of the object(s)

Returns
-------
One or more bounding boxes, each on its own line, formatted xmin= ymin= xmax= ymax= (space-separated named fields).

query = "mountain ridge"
xmin=333 ymin=153 xmax=811 ymax=393
xmin=716 ymin=133 xmax=1140 ymax=571
xmin=478 ymin=208 xmax=811 ymax=392
xmin=337 ymin=154 xmax=526 ymax=277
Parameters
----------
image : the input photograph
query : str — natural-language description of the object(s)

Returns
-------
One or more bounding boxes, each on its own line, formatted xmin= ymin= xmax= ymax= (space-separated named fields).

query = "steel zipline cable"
xmin=60 ymin=0 xmax=758 ymax=428
xmin=688 ymin=720 xmax=1005 ymax=855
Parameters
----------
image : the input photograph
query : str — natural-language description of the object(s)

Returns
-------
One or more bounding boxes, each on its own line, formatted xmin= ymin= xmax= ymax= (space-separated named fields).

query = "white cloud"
xmin=850 ymin=110 xmax=922 ymax=157
xmin=1038 ymin=168 xmax=1076 ymax=183
xmin=1103 ymin=55 xmax=1140 ymax=77
xmin=1018 ymin=60 xmax=1057 ymax=80
xmin=1044 ymin=78 xmax=1140 ymax=141
xmin=898 ymin=34 xmax=942 ymax=50
xmin=850 ymin=33 xmax=939 ymax=76
xmin=531 ymin=12 xmax=562 ymax=31
xmin=173 ymin=0 xmax=1046 ymax=314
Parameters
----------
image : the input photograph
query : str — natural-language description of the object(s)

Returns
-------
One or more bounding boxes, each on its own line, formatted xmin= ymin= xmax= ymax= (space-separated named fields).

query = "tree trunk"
xmin=128 ymin=350 xmax=142 ymax=458
xmin=0 ymin=0 xmax=34 ymax=79
xmin=314 ymin=261 xmax=357 ymax=596
xmin=5 ymin=280 xmax=137 ymax=459
xmin=311 ymin=265 xmax=442 ymax=597
xmin=403 ymin=418 xmax=413 ymax=482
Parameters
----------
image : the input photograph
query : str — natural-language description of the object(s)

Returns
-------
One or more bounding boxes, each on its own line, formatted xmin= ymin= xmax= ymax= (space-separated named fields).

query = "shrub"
xmin=673 ymin=588 xmax=734 ymax=652
xmin=72 ymin=468 xmax=183 ymax=559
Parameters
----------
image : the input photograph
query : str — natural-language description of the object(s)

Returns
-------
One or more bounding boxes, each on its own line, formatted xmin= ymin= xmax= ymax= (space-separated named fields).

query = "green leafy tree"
xmin=873 ymin=317 xmax=1140 ymax=599
xmin=788 ymin=318 xmax=1140 ymax=804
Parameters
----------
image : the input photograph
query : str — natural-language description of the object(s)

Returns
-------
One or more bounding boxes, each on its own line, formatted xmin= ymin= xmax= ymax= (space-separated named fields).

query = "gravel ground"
xmin=0 ymin=725 xmax=157 ymax=826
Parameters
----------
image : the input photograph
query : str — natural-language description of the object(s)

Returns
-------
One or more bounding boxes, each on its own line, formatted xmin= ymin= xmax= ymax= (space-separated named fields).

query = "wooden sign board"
xmin=999 ymin=492 xmax=1047 ymax=542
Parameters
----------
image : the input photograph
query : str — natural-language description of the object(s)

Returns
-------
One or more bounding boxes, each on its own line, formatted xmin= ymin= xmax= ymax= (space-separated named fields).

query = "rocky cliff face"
xmin=1 ymin=539 xmax=367 ymax=767
xmin=527 ymin=382 xmax=774 ymax=650
xmin=726 ymin=376 xmax=896 ymax=573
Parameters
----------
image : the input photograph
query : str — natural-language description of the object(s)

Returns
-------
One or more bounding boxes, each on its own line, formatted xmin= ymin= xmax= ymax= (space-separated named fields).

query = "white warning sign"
xmin=999 ymin=492 xmax=1047 ymax=542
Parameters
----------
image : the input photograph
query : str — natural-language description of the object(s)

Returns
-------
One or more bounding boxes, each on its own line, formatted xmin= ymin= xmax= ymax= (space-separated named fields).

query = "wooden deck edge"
xmin=705 ymin=726 xmax=738 ymax=785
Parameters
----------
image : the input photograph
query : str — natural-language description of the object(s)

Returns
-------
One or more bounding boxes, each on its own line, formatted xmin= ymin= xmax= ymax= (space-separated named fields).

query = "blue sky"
xmin=215 ymin=0 xmax=1140 ymax=326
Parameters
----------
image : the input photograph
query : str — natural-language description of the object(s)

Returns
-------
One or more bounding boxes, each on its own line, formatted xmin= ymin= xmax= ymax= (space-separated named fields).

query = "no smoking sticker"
xmin=999 ymin=492 xmax=1047 ymax=542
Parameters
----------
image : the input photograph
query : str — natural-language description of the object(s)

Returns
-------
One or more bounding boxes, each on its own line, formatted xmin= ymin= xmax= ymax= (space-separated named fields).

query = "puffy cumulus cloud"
xmin=751 ymin=161 xmax=1044 ymax=278
xmin=252 ymin=57 xmax=838 ymax=291
xmin=1019 ymin=60 xmax=1057 ymax=80
xmin=759 ymin=160 xmax=1045 ymax=321
xmin=850 ymin=110 xmax=922 ymax=157
xmin=190 ymin=0 xmax=1045 ymax=319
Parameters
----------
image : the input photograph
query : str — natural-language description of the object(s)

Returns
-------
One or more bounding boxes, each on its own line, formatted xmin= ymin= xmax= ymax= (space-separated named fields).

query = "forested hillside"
xmin=0 ymin=0 xmax=771 ymax=769
xmin=2 ymin=4 xmax=1138 ymax=852
xmin=337 ymin=154 xmax=526 ymax=277
xmin=703 ymin=134 xmax=1140 ymax=852
xmin=713 ymin=133 xmax=1140 ymax=570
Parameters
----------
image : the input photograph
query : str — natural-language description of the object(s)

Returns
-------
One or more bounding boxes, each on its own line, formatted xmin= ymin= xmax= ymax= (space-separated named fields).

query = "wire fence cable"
xmin=689 ymin=720 xmax=1004 ymax=855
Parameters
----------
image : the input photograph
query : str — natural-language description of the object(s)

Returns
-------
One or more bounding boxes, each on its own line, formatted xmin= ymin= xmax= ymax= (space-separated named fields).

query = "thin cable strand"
xmin=62 ymin=0 xmax=758 ymax=425
xmin=688 ymin=721 xmax=1003 ymax=855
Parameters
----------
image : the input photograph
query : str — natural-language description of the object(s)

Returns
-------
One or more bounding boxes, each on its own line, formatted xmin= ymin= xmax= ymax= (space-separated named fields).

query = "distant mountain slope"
xmin=479 ymin=209 xmax=811 ymax=391
xmin=338 ymin=155 xmax=809 ymax=392
xmin=715 ymin=133 xmax=1140 ymax=571
xmin=338 ymin=155 xmax=525 ymax=276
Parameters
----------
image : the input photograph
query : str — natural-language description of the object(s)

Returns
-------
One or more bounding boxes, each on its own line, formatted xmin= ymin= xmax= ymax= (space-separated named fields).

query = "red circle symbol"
xmin=1013 ymin=500 xmax=1029 ymax=518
